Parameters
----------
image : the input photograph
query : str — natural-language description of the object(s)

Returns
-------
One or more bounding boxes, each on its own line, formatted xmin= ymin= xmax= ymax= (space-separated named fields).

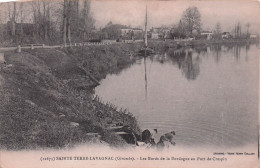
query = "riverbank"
xmin=0 ymin=39 xmax=258 ymax=150
xmin=0 ymin=43 xmax=143 ymax=150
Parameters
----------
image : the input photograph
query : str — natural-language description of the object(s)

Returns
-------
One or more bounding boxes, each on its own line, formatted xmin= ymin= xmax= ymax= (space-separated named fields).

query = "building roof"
xmin=201 ymin=31 xmax=212 ymax=34
xmin=120 ymin=28 xmax=132 ymax=30
xmin=133 ymin=28 xmax=143 ymax=31
xmin=222 ymin=32 xmax=231 ymax=35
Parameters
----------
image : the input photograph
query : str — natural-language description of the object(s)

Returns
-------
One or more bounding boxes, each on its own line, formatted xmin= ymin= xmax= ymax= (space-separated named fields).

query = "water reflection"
xmin=144 ymin=57 xmax=148 ymax=99
xmin=245 ymin=44 xmax=250 ymax=62
xmin=167 ymin=49 xmax=200 ymax=80
xmin=95 ymin=43 xmax=259 ymax=148
xmin=211 ymin=45 xmax=222 ymax=63
xmin=234 ymin=44 xmax=241 ymax=63
xmin=155 ymin=43 xmax=255 ymax=81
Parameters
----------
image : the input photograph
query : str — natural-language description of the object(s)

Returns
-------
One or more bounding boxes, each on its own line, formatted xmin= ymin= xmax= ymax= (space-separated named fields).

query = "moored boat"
xmin=139 ymin=5 xmax=154 ymax=57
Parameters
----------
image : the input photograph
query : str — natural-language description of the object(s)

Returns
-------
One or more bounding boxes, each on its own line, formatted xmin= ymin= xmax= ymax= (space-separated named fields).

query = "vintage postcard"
xmin=0 ymin=0 xmax=259 ymax=168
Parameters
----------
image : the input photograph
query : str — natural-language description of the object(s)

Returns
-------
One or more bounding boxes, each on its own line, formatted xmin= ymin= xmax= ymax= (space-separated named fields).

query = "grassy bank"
xmin=0 ymin=42 xmax=143 ymax=150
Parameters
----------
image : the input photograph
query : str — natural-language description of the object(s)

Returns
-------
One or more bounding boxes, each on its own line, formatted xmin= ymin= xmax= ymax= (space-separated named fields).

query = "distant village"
xmin=83 ymin=19 xmax=259 ymax=42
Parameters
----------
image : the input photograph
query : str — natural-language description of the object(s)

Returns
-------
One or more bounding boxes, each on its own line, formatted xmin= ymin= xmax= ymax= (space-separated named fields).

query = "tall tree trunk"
xmin=63 ymin=18 xmax=67 ymax=46
xmin=43 ymin=2 xmax=48 ymax=40
xmin=76 ymin=0 xmax=79 ymax=28
xmin=63 ymin=0 xmax=67 ymax=45
xmin=47 ymin=3 xmax=51 ymax=38
xmin=36 ymin=1 xmax=41 ymax=37
xmin=83 ymin=0 xmax=90 ymax=40
xmin=11 ymin=2 xmax=16 ymax=36
xmin=67 ymin=17 xmax=71 ymax=45
xmin=67 ymin=0 xmax=72 ymax=45
xmin=20 ymin=3 xmax=23 ymax=37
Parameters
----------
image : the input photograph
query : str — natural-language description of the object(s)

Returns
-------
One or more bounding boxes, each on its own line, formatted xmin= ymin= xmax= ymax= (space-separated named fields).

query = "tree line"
xmin=170 ymin=6 xmax=252 ymax=39
xmin=0 ymin=0 xmax=95 ymax=46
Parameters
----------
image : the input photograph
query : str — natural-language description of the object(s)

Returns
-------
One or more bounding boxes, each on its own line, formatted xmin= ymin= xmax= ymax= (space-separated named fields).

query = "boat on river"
xmin=139 ymin=6 xmax=155 ymax=57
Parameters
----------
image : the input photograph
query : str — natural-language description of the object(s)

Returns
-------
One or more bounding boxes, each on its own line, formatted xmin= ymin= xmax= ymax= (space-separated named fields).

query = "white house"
xmin=250 ymin=34 xmax=258 ymax=39
xmin=149 ymin=27 xmax=171 ymax=39
xmin=222 ymin=32 xmax=232 ymax=39
xmin=201 ymin=31 xmax=213 ymax=40
xmin=151 ymin=33 xmax=159 ymax=39
xmin=120 ymin=28 xmax=132 ymax=36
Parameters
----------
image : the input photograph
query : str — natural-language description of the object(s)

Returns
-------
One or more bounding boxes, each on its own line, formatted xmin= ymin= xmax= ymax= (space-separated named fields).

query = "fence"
xmin=0 ymin=40 xmax=144 ymax=53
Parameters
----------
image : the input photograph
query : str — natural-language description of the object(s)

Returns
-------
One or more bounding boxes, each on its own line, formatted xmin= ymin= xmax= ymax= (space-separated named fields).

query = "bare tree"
xmin=234 ymin=22 xmax=241 ymax=38
xmin=181 ymin=6 xmax=202 ymax=36
xmin=30 ymin=0 xmax=54 ymax=42
xmin=0 ymin=4 xmax=3 ymax=24
xmin=245 ymin=23 xmax=250 ymax=38
xmin=79 ymin=0 xmax=95 ymax=40
xmin=19 ymin=3 xmax=24 ymax=37
xmin=213 ymin=22 xmax=222 ymax=39
xmin=75 ymin=0 xmax=79 ymax=28
xmin=1 ymin=0 xmax=94 ymax=44
xmin=0 ymin=4 xmax=3 ymax=40
xmin=62 ymin=0 xmax=73 ymax=45
xmin=82 ymin=0 xmax=90 ymax=39
xmin=67 ymin=0 xmax=72 ymax=45
xmin=31 ymin=0 xmax=41 ymax=37
xmin=63 ymin=0 xmax=67 ymax=45
xmin=9 ymin=2 xmax=18 ymax=36
xmin=172 ymin=20 xmax=187 ymax=39
xmin=59 ymin=0 xmax=95 ymax=43
xmin=43 ymin=1 xmax=47 ymax=39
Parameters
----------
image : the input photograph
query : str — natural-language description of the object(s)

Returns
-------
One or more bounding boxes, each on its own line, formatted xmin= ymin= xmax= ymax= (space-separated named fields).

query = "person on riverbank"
xmin=156 ymin=135 xmax=166 ymax=150
xmin=163 ymin=131 xmax=176 ymax=145
xmin=141 ymin=129 xmax=158 ymax=145
xmin=156 ymin=131 xmax=176 ymax=150
xmin=116 ymin=125 xmax=140 ymax=145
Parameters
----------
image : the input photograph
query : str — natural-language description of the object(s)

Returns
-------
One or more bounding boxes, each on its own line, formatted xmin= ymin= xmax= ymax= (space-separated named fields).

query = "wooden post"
xmin=17 ymin=45 xmax=21 ymax=53
xmin=0 ymin=53 xmax=4 ymax=71
xmin=0 ymin=53 xmax=5 ymax=67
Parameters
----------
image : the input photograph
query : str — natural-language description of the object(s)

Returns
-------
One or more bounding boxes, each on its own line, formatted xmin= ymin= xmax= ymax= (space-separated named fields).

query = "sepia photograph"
xmin=0 ymin=0 xmax=259 ymax=167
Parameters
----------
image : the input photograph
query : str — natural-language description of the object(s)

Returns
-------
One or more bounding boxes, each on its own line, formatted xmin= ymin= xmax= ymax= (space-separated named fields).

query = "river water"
xmin=95 ymin=44 xmax=259 ymax=148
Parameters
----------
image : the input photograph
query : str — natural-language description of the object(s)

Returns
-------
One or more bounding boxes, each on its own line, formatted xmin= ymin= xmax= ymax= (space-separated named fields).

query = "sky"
xmin=1 ymin=0 xmax=260 ymax=34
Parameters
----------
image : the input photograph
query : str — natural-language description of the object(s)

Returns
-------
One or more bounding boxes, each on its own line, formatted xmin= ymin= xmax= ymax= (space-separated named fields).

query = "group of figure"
xmin=140 ymin=129 xmax=176 ymax=149
xmin=115 ymin=126 xmax=176 ymax=150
